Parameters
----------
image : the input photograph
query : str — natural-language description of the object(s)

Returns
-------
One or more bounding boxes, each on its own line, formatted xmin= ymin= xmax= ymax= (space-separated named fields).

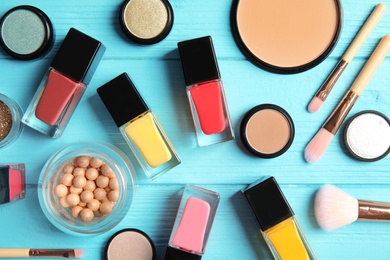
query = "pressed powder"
xmin=344 ymin=110 xmax=390 ymax=162
xmin=231 ymin=0 xmax=342 ymax=73
xmin=0 ymin=5 xmax=54 ymax=60
xmin=241 ymin=104 xmax=294 ymax=158
xmin=105 ymin=229 xmax=156 ymax=260
xmin=119 ymin=0 xmax=173 ymax=45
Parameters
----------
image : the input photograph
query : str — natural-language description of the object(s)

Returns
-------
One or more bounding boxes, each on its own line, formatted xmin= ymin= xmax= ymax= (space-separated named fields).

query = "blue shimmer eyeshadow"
xmin=1 ymin=9 xmax=46 ymax=55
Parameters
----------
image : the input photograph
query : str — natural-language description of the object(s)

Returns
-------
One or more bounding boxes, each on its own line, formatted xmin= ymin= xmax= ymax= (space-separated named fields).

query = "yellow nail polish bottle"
xmin=242 ymin=177 xmax=316 ymax=260
xmin=97 ymin=73 xmax=180 ymax=179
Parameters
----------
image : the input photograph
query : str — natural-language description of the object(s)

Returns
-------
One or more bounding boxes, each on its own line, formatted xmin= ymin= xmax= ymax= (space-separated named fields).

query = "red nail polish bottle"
xmin=178 ymin=36 xmax=234 ymax=146
xmin=22 ymin=28 xmax=105 ymax=138
xmin=0 ymin=164 xmax=25 ymax=204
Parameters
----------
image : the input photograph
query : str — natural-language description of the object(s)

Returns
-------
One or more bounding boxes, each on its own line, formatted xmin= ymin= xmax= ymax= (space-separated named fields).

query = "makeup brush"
xmin=304 ymin=35 xmax=390 ymax=163
xmin=308 ymin=3 xmax=386 ymax=113
xmin=0 ymin=249 xmax=84 ymax=258
xmin=314 ymin=184 xmax=390 ymax=231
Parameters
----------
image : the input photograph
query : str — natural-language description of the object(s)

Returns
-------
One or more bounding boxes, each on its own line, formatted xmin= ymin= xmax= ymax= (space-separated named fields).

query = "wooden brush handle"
xmin=343 ymin=3 xmax=386 ymax=62
xmin=358 ymin=200 xmax=390 ymax=220
xmin=0 ymin=248 xmax=29 ymax=258
xmin=350 ymin=35 xmax=390 ymax=95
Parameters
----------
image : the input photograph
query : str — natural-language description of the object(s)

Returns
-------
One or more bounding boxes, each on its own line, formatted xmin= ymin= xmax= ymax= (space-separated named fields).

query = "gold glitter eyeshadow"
xmin=0 ymin=100 xmax=12 ymax=141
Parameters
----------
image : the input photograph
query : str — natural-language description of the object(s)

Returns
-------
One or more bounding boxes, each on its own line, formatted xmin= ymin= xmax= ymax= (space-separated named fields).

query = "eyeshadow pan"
xmin=105 ymin=229 xmax=156 ymax=260
xmin=231 ymin=0 xmax=342 ymax=73
xmin=343 ymin=110 xmax=390 ymax=162
xmin=240 ymin=104 xmax=294 ymax=158
xmin=0 ymin=5 xmax=54 ymax=60
xmin=119 ymin=0 xmax=173 ymax=45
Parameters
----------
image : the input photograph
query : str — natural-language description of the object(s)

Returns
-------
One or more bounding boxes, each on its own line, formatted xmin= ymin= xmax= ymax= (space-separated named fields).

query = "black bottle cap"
xmin=0 ymin=165 xmax=10 ymax=204
xmin=97 ymin=73 xmax=149 ymax=127
xmin=51 ymin=28 xmax=105 ymax=84
xmin=177 ymin=36 xmax=221 ymax=86
xmin=164 ymin=246 xmax=202 ymax=260
xmin=242 ymin=177 xmax=294 ymax=231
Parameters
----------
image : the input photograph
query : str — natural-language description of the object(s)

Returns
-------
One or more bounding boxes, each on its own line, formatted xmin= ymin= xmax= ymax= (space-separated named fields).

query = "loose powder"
xmin=345 ymin=112 xmax=390 ymax=160
xmin=0 ymin=100 xmax=12 ymax=141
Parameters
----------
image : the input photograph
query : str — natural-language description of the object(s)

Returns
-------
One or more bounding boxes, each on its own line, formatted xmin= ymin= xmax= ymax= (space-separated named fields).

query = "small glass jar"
xmin=38 ymin=142 xmax=136 ymax=236
xmin=0 ymin=94 xmax=23 ymax=148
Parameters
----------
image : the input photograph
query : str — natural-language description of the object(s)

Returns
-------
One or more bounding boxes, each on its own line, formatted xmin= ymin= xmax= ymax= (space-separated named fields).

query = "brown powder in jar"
xmin=0 ymin=100 xmax=12 ymax=141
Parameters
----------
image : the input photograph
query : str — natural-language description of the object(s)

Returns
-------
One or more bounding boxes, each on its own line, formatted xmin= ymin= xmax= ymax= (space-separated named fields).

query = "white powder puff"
xmin=345 ymin=112 xmax=390 ymax=160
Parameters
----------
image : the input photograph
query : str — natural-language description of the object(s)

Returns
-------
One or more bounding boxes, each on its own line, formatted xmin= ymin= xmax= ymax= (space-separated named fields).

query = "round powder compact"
xmin=0 ymin=5 xmax=54 ymax=60
xmin=0 ymin=94 xmax=23 ymax=148
xmin=240 ymin=104 xmax=295 ymax=158
xmin=230 ymin=0 xmax=342 ymax=73
xmin=105 ymin=229 xmax=156 ymax=260
xmin=343 ymin=110 xmax=390 ymax=162
xmin=119 ymin=0 xmax=173 ymax=45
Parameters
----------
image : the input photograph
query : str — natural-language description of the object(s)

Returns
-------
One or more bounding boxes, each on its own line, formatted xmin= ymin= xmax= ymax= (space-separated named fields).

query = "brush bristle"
xmin=314 ymin=185 xmax=359 ymax=231
xmin=304 ymin=128 xmax=334 ymax=163
xmin=73 ymin=249 xmax=84 ymax=258
xmin=308 ymin=97 xmax=323 ymax=112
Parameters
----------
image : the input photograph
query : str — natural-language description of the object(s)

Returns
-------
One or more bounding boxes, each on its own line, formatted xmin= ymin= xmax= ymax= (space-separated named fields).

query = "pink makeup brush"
xmin=314 ymin=184 xmax=390 ymax=231
xmin=0 ymin=249 xmax=84 ymax=258
xmin=304 ymin=35 xmax=390 ymax=163
xmin=308 ymin=3 xmax=386 ymax=112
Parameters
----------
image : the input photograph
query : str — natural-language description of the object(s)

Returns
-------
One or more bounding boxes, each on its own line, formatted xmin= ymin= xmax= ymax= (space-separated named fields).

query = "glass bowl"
xmin=0 ymin=94 xmax=23 ymax=148
xmin=38 ymin=142 xmax=136 ymax=236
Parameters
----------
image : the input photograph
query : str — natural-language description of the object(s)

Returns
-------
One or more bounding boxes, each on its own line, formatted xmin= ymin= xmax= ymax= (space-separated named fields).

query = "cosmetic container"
xmin=0 ymin=5 xmax=54 ymax=60
xmin=22 ymin=28 xmax=105 ymax=138
xmin=178 ymin=36 xmax=234 ymax=146
xmin=164 ymin=185 xmax=220 ymax=260
xmin=97 ymin=73 xmax=180 ymax=180
xmin=242 ymin=177 xmax=316 ymax=260
xmin=38 ymin=143 xmax=136 ymax=236
xmin=0 ymin=164 xmax=25 ymax=204
xmin=0 ymin=94 xmax=23 ymax=148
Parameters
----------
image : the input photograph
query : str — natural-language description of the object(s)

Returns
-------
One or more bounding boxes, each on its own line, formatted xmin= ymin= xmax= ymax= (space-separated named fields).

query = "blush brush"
xmin=314 ymin=184 xmax=390 ymax=231
xmin=304 ymin=35 xmax=390 ymax=163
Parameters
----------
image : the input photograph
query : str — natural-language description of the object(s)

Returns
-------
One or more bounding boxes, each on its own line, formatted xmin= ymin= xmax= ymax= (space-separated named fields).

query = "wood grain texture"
xmin=0 ymin=0 xmax=389 ymax=259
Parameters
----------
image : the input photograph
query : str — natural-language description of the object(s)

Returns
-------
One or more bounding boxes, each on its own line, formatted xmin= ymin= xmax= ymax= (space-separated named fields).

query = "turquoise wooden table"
xmin=1 ymin=0 xmax=390 ymax=259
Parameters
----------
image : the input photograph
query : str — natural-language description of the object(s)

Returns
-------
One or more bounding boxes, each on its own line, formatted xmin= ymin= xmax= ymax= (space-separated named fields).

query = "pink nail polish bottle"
xmin=164 ymin=185 xmax=220 ymax=260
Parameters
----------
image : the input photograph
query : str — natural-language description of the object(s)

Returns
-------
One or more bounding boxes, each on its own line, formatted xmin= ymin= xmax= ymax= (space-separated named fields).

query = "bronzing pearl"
xmin=73 ymin=176 xmax=87 ymax=188
xmin=86 ymin=168 xmax=99 ymax=181
xmin=80 ymin=208 xmax=94 ymax=222
xmin=90 ymin=157 xmax=103 ymax=168
xmin=80 ymin=190 xmax=94 ymax=203
xmin=55 ymin=184 xmax=68 ymax=197
xmin=76 ymin=156 xmax=90 ymax=168
xmin=100 ymin=202 xmax=113 ymax=215
xmin=71 ymin=206 xmax=83 ymax=218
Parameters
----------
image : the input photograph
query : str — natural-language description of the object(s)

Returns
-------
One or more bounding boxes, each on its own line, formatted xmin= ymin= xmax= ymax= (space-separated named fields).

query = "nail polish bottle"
xmin=177 ymin=36 xmax=234 ymax=146
xmin=0 ymin=164 xmax=26 ymax=204
xmin=164 ymin=184 xmax=220 ymax=260
xmin=242 ymin=177 xmax=316 ymax=260
xmin=97 ymin=73 xmax=180 ymax=180
xmin=22 ymin=28 xmax=105 ymax=138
